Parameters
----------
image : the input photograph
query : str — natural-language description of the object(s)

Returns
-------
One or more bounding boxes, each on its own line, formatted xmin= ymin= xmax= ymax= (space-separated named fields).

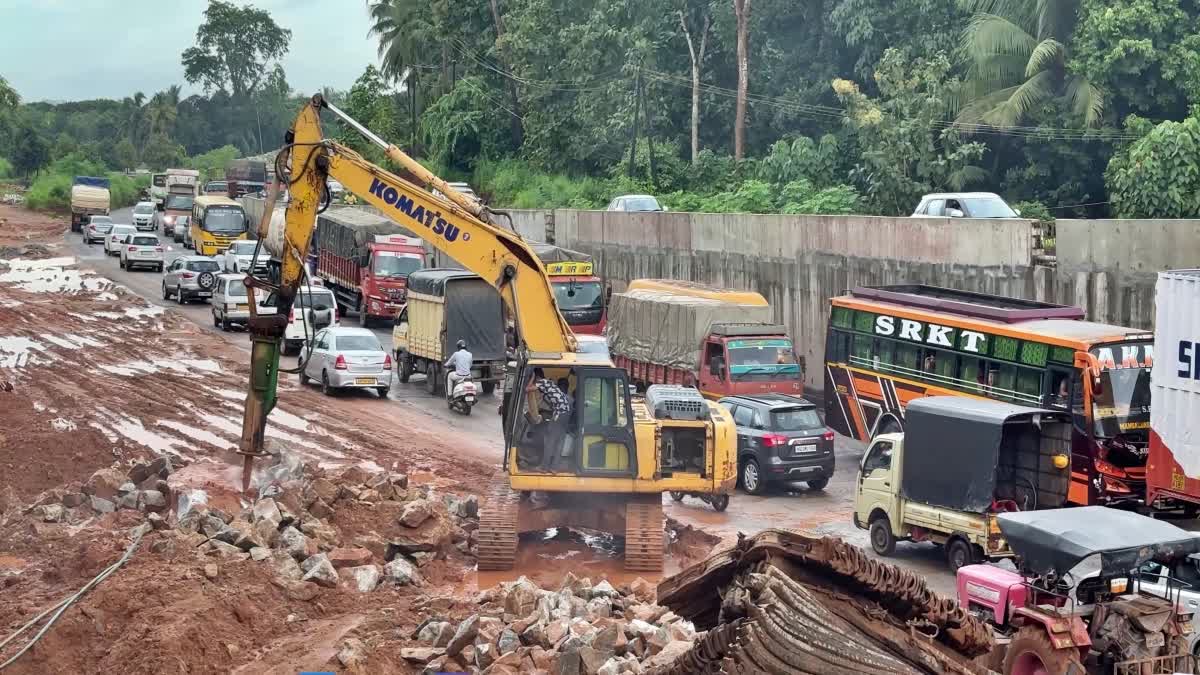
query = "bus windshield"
xmin=1090 ymin=342 xmax=1152 ymax=438
xmin=553 ymin=280 xmax=604 ymax=310
xmin=201 ymin=207 xmax=246 ymax=234
xmin=728 ymin=338 xmax=800 ymax=380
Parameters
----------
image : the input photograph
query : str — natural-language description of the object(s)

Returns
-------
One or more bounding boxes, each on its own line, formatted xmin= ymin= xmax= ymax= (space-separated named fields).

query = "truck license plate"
xmin=355 ymin=377 xmax=375 ymax=385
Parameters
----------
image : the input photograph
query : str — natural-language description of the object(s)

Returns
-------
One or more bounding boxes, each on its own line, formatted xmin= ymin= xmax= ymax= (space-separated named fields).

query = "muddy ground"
xmin=0 ymin=205 xmax=719 ymax=674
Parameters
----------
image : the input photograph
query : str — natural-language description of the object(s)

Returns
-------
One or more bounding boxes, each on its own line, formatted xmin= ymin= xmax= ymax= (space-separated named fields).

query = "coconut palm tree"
xmin=957 ymin=0 xmax=1103 ymax=127
xmin=368 ymin=0 xmax=438 ymax=149
xmin=0 ymin=75 xmax=18 ymax=109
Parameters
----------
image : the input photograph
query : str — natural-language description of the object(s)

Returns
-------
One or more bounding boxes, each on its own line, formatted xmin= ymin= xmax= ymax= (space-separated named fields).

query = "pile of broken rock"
xmin=401 ymin=573 xmax=697 ymax=675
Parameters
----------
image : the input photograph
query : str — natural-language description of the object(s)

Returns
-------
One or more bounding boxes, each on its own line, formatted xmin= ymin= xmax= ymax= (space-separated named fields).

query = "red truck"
xmin=1145 ymin=269 xmax=1199 ymax=514
xmin=528 ymin=242 xmax=607 ymax=335
xmin=607 ymin=279 xmax=805 ymax=399
xmin=314 ymin=207 xmax=427 ymax=327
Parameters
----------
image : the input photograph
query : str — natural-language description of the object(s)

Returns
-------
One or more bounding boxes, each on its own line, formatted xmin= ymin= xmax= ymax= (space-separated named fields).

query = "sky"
xmin=0 ymin=0 xmax=380 ymax=102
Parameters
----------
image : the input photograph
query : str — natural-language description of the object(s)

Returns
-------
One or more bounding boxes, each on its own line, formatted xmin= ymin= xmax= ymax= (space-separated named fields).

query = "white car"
xmin=606 ymin=194 xmax=667 ymax=212
xmin=211 ymin=273 xmax=250 ymax=331
xmin=119 ymin=233 xmax=164 ymax=272
xmin=298 ymin=326 xmax=392 ymax=398
xmin=220 ymin=239 xmax=268 ymax=275
xmin=104 ymin=225 xmax=137 ymax=256
xmin=575 ymin=334 xmax=609 ymax=355
xmin=911 ymin=192 xmax=1020 ymax=218
xmin=131 ymin=201 xmax=156 ymax=231
xmin=256 ymin=285 xmax=340 ymax=355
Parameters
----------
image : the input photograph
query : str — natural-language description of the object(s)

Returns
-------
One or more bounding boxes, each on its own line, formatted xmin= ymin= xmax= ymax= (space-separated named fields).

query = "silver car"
xmin=298 ymin=326 xmax=392 ymax=398
xmin=220 ymin=239 xmax=268 ymax=275
xmin=162 ymin=255 xmax=220 ymax=304
xmin=131 ymin=201 xmax=156 ymax=231
xmin=83 ymin=215 xmax=114 ymax=244
xmin=211 ymin=274 xmax=250 ymax=330
xmin=119 ymin=233 xmax=164 ymax=272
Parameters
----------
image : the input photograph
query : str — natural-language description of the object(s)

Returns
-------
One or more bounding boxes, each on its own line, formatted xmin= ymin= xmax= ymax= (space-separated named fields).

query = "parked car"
xmin=298 ymin=326 xmax=392 ymax=398
xmin=326 ymin=178 xmax=345 ymax=199
xmin=211 ymin=273 xmax=250 ymax=331
xmin=716 ymin=394 xmax=835 ymax=494
xmin=104 ymin=224 xmax=137 ymax=256
xmin=606 ymin=194 xmax=666 ymax=212
xmin=161 ymin=255 xmax=220 ymax=304
xmin=83 ymin=215 xmax=114 ymax=244
xmin=256 ymin=285 xmax=340 ymax=355
xmin=911 ymin=192 xmax=1019 ymax=218
xmin=131 ymin=201 xmax=156 ymax=231
xmin=220 ymin=239 xmax=267 ymax=274
xmin=119 ymin=233 xmax=164 ymax=272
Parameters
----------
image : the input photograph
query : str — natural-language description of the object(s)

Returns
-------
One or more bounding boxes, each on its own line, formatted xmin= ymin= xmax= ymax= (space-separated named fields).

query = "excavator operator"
xmin=523 ymin=368 xmax=573 ymax=471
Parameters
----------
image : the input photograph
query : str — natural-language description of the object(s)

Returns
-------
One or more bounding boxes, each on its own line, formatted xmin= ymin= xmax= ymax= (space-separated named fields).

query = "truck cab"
xmin=697 ymin=330 xmax=805 ymax=399
xmin=529 ymin=242 xmax=608 ymax=336
xmin=853 ymin=396 xmax=1072 ymax=571
xmin=356 ymin=234 xmax=425 ymax=323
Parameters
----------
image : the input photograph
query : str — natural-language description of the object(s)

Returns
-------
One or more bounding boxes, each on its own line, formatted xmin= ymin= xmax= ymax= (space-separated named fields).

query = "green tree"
xmin=182 ymin=1 xmax=292 ymax=98
xmin=0 ymin=75 xmax=18 ymax=109
xmin=113 ymin=138 xmax=139 ymax=170
xmin=1071 ymin=0 xmax=1200 ymax=120
xmin=337 ymin=65 xmax=401 ymax=160
xmin=188 ymin=144 xmax=240 ymax=178
xmin=957 ymin=0 xmax=1104 ymax=127
xmin=834 ymin=50 xmax=988 ymax=215
xmin=421 ymin=76 xmax=514 ymax=171
xmin=10 ymin=122 xmax=49 ymax=178
xmin=1106 ymin=115 xmax=1200 ymax=218
xmin=142 ymin=134 xmax=187 ymax=170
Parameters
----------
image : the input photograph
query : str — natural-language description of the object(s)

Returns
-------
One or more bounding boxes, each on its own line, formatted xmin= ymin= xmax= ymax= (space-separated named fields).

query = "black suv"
xmin=717 ymin=394 xmax=834 ymax=494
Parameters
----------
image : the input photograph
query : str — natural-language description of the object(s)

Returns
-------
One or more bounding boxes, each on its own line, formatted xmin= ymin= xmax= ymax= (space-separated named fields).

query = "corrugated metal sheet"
xmin=1151 ymin=270 xmax=1200 ymax=476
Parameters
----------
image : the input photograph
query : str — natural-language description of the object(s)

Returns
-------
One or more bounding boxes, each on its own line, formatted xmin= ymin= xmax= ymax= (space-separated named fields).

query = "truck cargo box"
xmin=226 ymin=160 xmax=267 ymax=184
xmin=528 ymin=242 xmax=593 ymax=265
xmin=608 ymin=289 xmax=774 ymax=371
xmin=70 ymin=185 xmax=110 ymax=211
xmin=315 ymin=207 xmax=418 ymax=260
xmin=406 ymin=269 xmax=505 ymax=362
xmin=1147 ymin=270 xmax=1200 ymax=504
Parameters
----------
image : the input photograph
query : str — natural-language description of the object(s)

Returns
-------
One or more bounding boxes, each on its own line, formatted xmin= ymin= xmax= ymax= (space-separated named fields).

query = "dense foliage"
xmin=5 ymin=0 xmax=1200 ymax=217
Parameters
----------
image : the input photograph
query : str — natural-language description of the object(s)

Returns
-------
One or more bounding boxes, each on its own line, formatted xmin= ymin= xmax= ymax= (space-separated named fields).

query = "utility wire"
xmin=0 ymin=529 xmax=146 ymax=670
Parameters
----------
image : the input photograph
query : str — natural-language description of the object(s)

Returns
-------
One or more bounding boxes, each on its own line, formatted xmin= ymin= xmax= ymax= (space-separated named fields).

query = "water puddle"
xmin=156 ymin=419 xmax=235 ymax=450
xmin=0 ymin=336 xmax=47 ymax=368
xmin=0 ymin=257 xmax=109 ymax=294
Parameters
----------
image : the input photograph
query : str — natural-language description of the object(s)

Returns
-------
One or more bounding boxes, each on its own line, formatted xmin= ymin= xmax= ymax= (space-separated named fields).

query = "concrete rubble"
xmin=401 ymin=572 xmax=703 ymax=675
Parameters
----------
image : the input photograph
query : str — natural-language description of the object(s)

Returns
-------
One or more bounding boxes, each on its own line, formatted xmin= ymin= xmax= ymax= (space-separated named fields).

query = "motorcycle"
xmin=447 ymin=374 xmax=478 ymax=415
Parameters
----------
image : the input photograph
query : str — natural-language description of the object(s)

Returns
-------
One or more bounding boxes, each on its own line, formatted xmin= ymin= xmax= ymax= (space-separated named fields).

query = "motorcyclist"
xmin=444 ymin=339 xmax=473 ymax=396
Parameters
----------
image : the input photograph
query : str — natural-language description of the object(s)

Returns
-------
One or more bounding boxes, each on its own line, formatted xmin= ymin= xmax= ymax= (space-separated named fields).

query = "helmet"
xmin=457 ymin=340 xmax=467 ymax=350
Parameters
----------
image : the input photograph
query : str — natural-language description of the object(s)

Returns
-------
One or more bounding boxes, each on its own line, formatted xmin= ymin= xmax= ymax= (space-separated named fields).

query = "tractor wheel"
xmin=1002 ymin=625 xmax=1083 ymax=675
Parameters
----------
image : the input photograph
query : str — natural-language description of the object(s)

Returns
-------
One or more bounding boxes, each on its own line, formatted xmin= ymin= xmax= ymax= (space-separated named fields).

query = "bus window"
xmin=961 ymin=356 xmax=984 ymax=392
xmin=852 ymin=334 xmax=873 ymax=363
xmin=992 ymin=364 xmax=1017 ymax=400
xmin=1017 ymin=369 xmax=1041 ymax=402
xmin=896 ymin=343 xmax=920 ymax=372
xmin=827 ymin=330 xmax=850 ymax=363
xmin=874 ymin=339 xmax=895 ymax=370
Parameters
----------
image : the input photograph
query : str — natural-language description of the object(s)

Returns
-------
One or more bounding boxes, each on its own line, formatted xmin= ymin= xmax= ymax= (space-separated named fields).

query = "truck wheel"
xmin=740 ymin=458 xmax=766 ymax=495
xmin=709 ymin=494 xmax=729 ymax=512
xmin=398 ymin=354 xmax=412 ymax=383
xmin=1003 ymin=625 xmax=1083 ymax=675
xmin=869 ymin=516 xmax=896 ymax=556
xmin=425 ymin=364 xmax=439 ymax=395
xmin=946 ymin=538 xmax=978 ymax=572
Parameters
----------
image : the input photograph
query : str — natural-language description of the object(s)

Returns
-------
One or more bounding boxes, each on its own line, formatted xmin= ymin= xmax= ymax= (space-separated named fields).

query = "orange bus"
xmin=824 ymin=285 xmax=1154 ymax=507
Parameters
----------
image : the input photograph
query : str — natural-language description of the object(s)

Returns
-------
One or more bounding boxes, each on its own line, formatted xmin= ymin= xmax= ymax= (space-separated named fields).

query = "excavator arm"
xmin=237 ymin=94 xmax=576 ymax=490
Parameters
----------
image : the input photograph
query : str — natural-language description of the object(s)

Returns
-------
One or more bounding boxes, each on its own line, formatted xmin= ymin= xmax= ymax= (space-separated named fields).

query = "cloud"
xmin=0 ymin=0 xmax=378 ymax=101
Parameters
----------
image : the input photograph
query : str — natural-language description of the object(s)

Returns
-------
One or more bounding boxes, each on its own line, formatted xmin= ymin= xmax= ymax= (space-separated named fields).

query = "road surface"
xmin=80 ymin=206 xmax=962 ymax=594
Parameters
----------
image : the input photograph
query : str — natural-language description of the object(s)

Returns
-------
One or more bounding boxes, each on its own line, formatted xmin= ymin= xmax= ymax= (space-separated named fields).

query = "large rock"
xmin=643 ymin=640 xmax=692 ymax=669
xmin=253 ymin=518 xmax=280 ymax=548
xmin=308 ymin=477 xmax=338 ymax=505
xmin=273 ymin=551 xmax=304 ymax=580
xmin=418 ymin=621 xmax=450 ymax=646
xmin=475 ymin=643 xmax=496 ymax=670
xmin=586 ymin=597 xmax=612 ymax=620
xmin=504 ymin=576 xmax=543 ymax=618
xmin=300 ymin=553 xmax=339 ymax=587
xmin=83 ymin=466 xmax=127 ymax=500
xmin=590 ymin=623 xmax=621 ymax=655
xmin=578 ymin=646 xmax=610 ymax=675
xmin=251 ymin=497 xmax=282 ymax=527
xmin=666 ymin=620 xmax=695 ymax=643
xmin=337 ymin=638 xmax=367 ymax=668
xmin=138 ymin=490 xmax=168 ymax=513
xmin=200 ymin=514 xmax=227 ymax=538
xmin=35 ymin=504 xmax=65 ymax=523
xmin=343 ymin=564 xmax=381 ymax=593
xmin=328 ymin=547 xmax=373 ymax=569
xmin=446 ymin=615 xmax=480 ymax=657
xmin=216 ymin=520 xmax=266 ymax=552
xmin=628 ymin=577 xmax=655 ymax=604
xmin=521 ymin=619 xmax=547 ymax=648
xmin=278 ymin=526 xmax=313 ymax=561
xmin=89 ymin=495 xmax=116 ymax=514
xmin=399 ymin=499 xmax=434 ymax=528
xmin=400 ymin=647 xmax=444 ymax=664
xmin=497 ymin=628 xmax=521 ymax=655
xmin=383 ymin=557 xmax=423 ymax=586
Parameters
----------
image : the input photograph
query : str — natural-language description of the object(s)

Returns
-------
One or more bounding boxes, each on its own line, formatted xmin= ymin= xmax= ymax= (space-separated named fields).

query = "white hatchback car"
xmin=131 ymin=201 xmax=156 ymax=231
xmin=298 ymin=326 xmax=392 ymax=398
xmin=256 ymin=285 xmax=340 ymax=355
xmin=119 ymin=233 xmax=164 ymax=272
xmin=104 ymin=225 xmax=137 ymax=256
xmin=220 ymin=239 xmax=268 ymax=275
xmin=211 ymin=274 xmax=251 ymax=331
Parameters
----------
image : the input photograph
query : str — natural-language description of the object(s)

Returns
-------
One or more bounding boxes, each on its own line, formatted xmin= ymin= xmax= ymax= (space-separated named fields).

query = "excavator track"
xmin=476 ymin=475 xmax=520 ymax=571
xmin=624 ymin=494 xmax=665 ymax=572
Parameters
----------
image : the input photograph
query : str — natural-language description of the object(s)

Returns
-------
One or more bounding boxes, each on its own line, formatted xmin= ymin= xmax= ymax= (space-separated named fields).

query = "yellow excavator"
xmin=236 ymin=94 xmax=736 ymax=571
